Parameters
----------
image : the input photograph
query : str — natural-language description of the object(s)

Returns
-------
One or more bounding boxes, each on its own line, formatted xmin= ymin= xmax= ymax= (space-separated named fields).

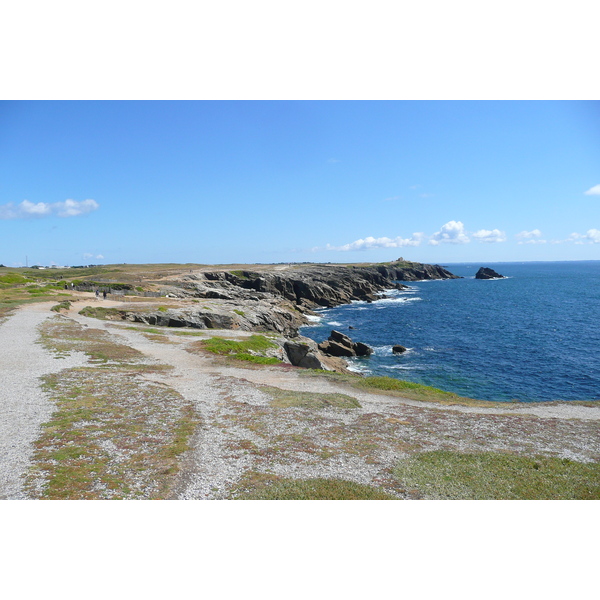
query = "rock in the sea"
xmin=354 ymin=342 xmax=373 ymax=357
xmin=475 ymin=267 xmax=505 ymax=279
xmin=329 ymin=330 xmax=354 ymax=349
xmin=318 ymin=340 xmax=356 ymax=358
xmin=319 ymin=330 xmax=373 ymax=358
xmin=392 ymin=345 xmax=407 ymax=354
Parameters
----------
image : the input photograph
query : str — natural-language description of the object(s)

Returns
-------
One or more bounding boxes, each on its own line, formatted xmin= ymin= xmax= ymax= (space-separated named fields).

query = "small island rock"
xmin=475 ymin=267 xmax=505 ymax=279
xmin=392 ymin=345 xmax=407 ymax=354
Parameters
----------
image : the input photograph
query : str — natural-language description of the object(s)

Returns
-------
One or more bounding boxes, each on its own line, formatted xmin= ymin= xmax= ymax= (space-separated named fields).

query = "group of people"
xmin=95 ymin=289 xmax=107 ymax=300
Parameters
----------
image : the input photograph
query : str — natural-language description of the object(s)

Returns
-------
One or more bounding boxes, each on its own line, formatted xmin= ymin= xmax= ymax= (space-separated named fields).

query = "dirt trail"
xmin=0 ymin=303 xmax=87 ymax=499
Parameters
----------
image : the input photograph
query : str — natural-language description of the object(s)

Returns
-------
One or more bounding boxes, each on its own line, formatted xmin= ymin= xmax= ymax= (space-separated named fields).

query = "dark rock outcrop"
xmin=392 ymin=345 xmax=407 ymax=354
xmin=475 ymin=267 xmax=505 ymax=279
xmin=318 ymin=330 xmax=373 ymax=358
xmin=283 ymin=337 xmax=352 ymax=373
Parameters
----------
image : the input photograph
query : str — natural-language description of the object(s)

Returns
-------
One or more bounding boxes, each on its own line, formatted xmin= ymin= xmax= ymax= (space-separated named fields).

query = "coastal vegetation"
xmin=393 ymin=451 xmax=600 ymax=500
xmin=299 ymin=370 xmax=498 ymax=407
xmin=199 ymin=334 xmax=281 ymax=364
xmin=232 ymin=475 xmax=397 ymax=500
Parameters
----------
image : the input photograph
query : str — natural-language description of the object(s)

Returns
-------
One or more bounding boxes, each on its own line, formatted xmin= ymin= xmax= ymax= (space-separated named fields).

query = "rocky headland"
xmin=80 ymin=259 xmax=458 ymax=372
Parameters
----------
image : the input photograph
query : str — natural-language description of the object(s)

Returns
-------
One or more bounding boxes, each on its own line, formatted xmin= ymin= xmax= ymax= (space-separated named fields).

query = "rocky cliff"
xmin=174 ymin=260 xmax=459 ymax=310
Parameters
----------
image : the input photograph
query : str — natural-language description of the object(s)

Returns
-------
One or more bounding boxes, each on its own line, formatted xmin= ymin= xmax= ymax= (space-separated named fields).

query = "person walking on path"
xmin=95 ymin=289 xmax=99 ymax=300
xmin=103 ymin=290 xmax=107 ymax=300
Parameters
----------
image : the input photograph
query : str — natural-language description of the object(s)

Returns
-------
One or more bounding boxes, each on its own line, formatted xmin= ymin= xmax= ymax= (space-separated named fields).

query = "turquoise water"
xmin=300 ymin=261 xmax=600 ymax=402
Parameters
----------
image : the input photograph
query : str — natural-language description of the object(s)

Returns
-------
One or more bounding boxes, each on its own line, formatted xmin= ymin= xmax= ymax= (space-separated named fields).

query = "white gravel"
xmin=0 ymin=304 xmax=87 ymax=499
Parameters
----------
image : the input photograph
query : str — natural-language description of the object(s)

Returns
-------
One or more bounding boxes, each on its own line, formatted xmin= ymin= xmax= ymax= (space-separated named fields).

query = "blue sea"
xmin=300 ymin=261 xmax=600 ymax=403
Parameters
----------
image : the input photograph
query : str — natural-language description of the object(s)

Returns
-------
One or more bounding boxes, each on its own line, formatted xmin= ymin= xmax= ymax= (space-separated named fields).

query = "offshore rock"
xmin=475 ymin=267 xmax=505 ymax=279
xmin=319 ymin=330 xmax=373 ymax=358
xmin=392 ymin=344 xmax=407 ymax=354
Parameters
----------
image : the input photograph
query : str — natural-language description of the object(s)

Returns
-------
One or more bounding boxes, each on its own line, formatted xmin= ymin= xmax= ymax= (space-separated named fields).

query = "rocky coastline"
xmin=83 ymin=260 xmax=458 ymax=372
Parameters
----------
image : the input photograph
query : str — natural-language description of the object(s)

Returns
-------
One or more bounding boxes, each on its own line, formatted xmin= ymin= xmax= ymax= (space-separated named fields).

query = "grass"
xmin=230 ymin=270 xmax=250 ymax=279
xmin=79 ymin=306 xmax=125 ymax=320
xmin=0 ymin=273 xmax=29 ymax=284
xmin=260 ymin=385 xmax=361 ymax=409
xmin=393 ymin=451 xmax=600 ymax=499
xmin=0 ymin=271 xmax=77 ymax=320
xmin=299 ymin=370 xmax=502 ymax=407
xmin=27 ymin=316 xmax=200 ymax=499
xmin=233 ymin=309 xmax=245 ymax=316
xmin=197 ymin=335 xmax=281 ymax=364
xmin=51 ymin=301 xmax=72 ymax=312
xmin=232 ymin=473 xmax=397 ymax=499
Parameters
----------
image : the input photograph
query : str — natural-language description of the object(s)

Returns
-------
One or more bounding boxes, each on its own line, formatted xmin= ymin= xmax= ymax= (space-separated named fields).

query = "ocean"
xmin=300 ymin=261 xmax=600 ymax=403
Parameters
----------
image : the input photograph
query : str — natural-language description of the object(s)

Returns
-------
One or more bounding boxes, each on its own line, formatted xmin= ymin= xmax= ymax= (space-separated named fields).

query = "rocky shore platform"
xmin=80 ymin=259 xmax=458 ymax=372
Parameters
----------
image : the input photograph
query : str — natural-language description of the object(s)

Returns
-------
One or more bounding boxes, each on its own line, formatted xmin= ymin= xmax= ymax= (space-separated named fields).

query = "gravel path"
xmin=0 ymin=304 xmax=87 ymax=499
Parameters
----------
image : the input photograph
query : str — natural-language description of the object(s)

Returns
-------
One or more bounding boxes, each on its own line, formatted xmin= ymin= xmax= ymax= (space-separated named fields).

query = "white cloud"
xmin=83 ymin=253 xmax=104 ymax=259
xmin=429 ymin=221 xmax=470 ymax=245
xmin=326 ymin=233 xmax=425 ymax=252
xmin=516 ymin=229 xmax=542 ymax=240
xmin=565 ymin=229 xmax=600 ymax=244
xmin=516 ymin=229 xmax=546 ymax=244
xmin=0 ymin=199 xmax=99 ymax=220
xmin=584 ymin=185 xmax=600 ymax=196
xmin=472 ymin=229 xmax=507 ymax=243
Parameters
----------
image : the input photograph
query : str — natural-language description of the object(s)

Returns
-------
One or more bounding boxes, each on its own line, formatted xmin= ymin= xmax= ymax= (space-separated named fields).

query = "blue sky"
xmin=1 ymin=100 xmax=599 ymax=267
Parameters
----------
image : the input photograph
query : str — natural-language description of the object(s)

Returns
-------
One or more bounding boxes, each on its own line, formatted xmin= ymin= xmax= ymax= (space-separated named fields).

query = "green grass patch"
xmin=79 ymin=306 xmax=125 ymax=320
xmin=202 ymin=334 xmax=276 ymax=355
xmin=0 ymin=273 xmax=28 ymax=284
xmin=51 ymin=301 xmax=72 ymax=312
xmin=260 ymin=385 xmax=361 ymax=409
xmin=393 ymin=451 xmax=600 ymax=499
xmin=230 ymin=270 xmax=250 ymax=279
xmin=193 ymin=335 xmax=282 ymax=365
xmin=234 ymin=353 xmax=280 ymax=364
xmin=299 ymin=370 xmax=499 ymax=407
xmin=233 ymin=474 xmax=397 ymax=500
xmin=233 ymin=309 xmax=245 ymax=316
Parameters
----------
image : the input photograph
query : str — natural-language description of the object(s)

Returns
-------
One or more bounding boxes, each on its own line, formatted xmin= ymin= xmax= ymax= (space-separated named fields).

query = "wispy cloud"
xmin=584 ymin=185 xmax=600 ymax=196
xmin=83 ymin=253 xmax=104 ymax=259
xmin=327 ymin=158 xmax=341 ymax=164
xmin=566 ymin=229 xmax=600 ymax=244
xmin=429 ymin=221 xmax=470 ymax=245
xmin=516 ymin=229 xmax=546 ymax=244
xmin=516 ymin=229 xmax=542 ymax=240
xmin=325 ymin=233 xmax=425 ymax=252
xmin=472 ymin=229 xmax=507 ymax=243
xmin=0 ymin=199 xmax=99 ymax=220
